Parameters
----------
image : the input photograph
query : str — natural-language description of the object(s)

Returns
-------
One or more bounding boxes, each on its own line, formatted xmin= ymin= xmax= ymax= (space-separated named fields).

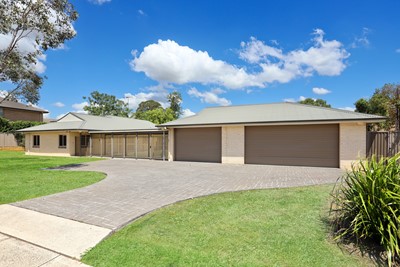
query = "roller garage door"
xmin=245 ymin=124 xmax=339 ymax=167
xmin=174 ymin=127 xmax=221 ymax=163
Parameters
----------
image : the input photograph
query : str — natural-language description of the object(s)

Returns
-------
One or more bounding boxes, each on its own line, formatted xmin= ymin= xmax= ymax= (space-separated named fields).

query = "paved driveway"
xmin=13 ymin=159 xmax=343 ymax=230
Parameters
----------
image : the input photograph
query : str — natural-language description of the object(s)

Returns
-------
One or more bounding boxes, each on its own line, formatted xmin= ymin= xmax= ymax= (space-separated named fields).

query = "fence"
xmin=0 ymin=133 xmax=19 ymax=148
xmin=366 ymin=131 xmax=400 ymax=159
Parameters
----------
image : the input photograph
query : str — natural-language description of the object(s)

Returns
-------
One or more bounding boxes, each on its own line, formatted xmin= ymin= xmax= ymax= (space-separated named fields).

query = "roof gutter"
xmin=157 ymin=117 xmax=387 ymax=128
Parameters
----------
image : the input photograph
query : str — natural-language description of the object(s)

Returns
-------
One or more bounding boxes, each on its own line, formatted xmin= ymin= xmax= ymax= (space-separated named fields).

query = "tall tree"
xmin=0 ymin=0 xmax=78 ymax=104
xmin=167 ymin=91 xmax=182 ymax=119
xmin=355 ymin=83 xmax=400 ymax=130
xmin=298 ymin=98 xmax=331 ymax=108
xmin=83 ymin=91 xmax=131 ymax=117
xmin=136 ymin=100 xmax=162 ymax=113
xmin=135 ymin=108 xmax=175 ymax=124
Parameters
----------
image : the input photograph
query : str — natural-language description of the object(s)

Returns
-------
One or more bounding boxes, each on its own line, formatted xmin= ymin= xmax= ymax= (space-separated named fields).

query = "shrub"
xmin=331 ymin=154 xmax=400 ymax=266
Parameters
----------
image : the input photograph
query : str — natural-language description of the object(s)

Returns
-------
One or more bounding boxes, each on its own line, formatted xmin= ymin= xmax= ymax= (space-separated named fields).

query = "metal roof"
xmin=159 ymin=102 xmax=387 ymax=127
xmin=0 ymin=98 xmax=48 ymax=113
xmin=18 ymin=112 xmax=159 ymax=132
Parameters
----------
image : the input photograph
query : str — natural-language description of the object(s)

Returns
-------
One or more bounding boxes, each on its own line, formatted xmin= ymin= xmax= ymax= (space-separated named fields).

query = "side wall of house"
xmin=339 ymin=122 xmax=366 ymax=169
xmin=25 ymin=131 xmax=79 ymax=156
xmin=3 ymin=107 xmax=43 ymax=122
xmin=221 ymin=126 xmax=245 ymax=164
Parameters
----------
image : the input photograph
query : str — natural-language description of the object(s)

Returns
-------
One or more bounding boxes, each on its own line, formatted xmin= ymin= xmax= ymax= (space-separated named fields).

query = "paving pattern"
xmin=13 ymin=159 xmax=344 ymax=230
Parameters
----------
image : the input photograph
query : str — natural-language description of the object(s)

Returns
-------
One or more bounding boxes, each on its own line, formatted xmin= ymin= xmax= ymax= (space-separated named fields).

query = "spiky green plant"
xmin=331 ymin=154 xmax=400 ymax=266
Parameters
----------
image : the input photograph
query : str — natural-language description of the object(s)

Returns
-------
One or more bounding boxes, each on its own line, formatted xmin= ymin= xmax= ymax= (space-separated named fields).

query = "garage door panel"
xmin=175 ymin=128 xmax=221 ymax=163
xmin=245 ymin=125 xmax=339 ymax=167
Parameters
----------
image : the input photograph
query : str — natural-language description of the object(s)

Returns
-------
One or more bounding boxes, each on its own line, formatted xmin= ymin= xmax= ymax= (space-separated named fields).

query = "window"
xmin=80 ymin=135 xmax=90 ymax=147
xmin=0 ymin=107 xmax=3 ymax=117
xmin=33 ymin=135 xmax=40 ymax=147
xmin=59 ymin=135 xmax=67 ymax=148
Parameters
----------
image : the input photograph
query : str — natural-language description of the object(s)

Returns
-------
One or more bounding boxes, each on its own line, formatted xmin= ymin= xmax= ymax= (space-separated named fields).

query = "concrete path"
xmin=13 ymin=159 xmax=344 ymax=230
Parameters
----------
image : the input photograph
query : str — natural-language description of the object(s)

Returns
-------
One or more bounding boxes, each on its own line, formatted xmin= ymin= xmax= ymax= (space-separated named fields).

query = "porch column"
xmin=89 ymin=134 xmax=92 ymax=157
xmin=135 ymin=133 xmax=138 ymax=160
xmin=111 ymin=134 xmax=114 ymax=158
xmin=162 ymin=131 xmax=165 ymax=161
xmin=123 ymin=134 xmax=126 ymax=159
xmin=100 ymin=134 xmax=103 ymax=157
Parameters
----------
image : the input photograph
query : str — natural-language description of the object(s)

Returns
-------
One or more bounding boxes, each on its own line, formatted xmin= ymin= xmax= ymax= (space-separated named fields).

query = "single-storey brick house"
xmin=0 ymin=97 xmax=48 ymax=122
xmin=19 ymin=103 xmax=385 ymax=169
xmin=19 ymin=112 xmax=168 ymax=159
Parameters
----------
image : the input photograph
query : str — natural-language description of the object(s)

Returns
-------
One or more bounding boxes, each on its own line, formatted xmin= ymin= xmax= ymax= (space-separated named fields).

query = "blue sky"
xmin=11 ymin=0 xmax=400 ymax=118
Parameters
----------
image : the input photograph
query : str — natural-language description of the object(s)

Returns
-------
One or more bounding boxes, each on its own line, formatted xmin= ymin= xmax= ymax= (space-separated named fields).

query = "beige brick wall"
xmin=339 ymin=123 xmax=366 ymax=169
xmin=25 ymin=131 xmax=79 ymax=157
xmin=168 ymin=128 xmax=174 ymax=161
xmin=221 ymin=126 xmax=245 ymax=164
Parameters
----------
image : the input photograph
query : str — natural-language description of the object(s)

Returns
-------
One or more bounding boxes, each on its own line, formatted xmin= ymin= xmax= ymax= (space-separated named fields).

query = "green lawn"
xmin=0 ymin=151 xmax=105 ymax=204
xmin=82 ymin=185 xmax=374 ymax=267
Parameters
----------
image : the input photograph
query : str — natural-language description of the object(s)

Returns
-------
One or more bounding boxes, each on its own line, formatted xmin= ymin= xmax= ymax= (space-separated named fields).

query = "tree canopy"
xmin=355 ymin=83 xmax=400 ymax=130
xmin=136 ymin=100 xmax=162 ymax=113
xmin=0 ymin=0 xmax=78 ymax=104
xmin=298 ymin=98 xmax=331 ymax=108
xmin=83 ymin=91 xmax=131 ymax=117
xmin=135 ymin=108 xmax=175 ymax=124
xmin=134 ymin=91 xmax=183 ymax=124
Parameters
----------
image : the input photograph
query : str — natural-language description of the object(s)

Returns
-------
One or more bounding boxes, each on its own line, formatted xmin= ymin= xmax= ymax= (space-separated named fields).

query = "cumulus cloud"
xmin=131 ymin=29 xmax=349 ymax=90
xmin=181 ymin=108 xmax=195 ymax=118
xmin=283 ymin=96 xmax=307 ymax=103
xmin=89 ymin=0 xmax=111 ymax=5
xmin=52 ymin=101 xmax=65 ymax=108
xmin=188 ymin=87 xmax=232 ymax=106
xmin=131 ymin=40 xmax=261 ymax=89
xmin=312 ymin=87 xmax=331 ymax=95
xmin=71 ymin=101 xmax=88 ymax=114
xmin=122 ymin=84 xmax=170 ymax=111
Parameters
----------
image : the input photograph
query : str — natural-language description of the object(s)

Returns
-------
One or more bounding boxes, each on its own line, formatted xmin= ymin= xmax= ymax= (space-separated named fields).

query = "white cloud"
xmin=71 ymin=101 xmax=88 ymax=114
xmin=0 ymin=90 xmax=8 ymax=98
xmin=312 ymin=87 xmax=331 ymax=95
xmin=188 ymin=87 xmax=232 ymax=106
xmin=283 ymin=96 xmax=307 ymax=103
xmin=181 ymin=108 xmax=195 ymax=118
xmin=131 ymin=40 xmax=261 ymax=89
xmin=396 ymin=48 xmax=400 ymax=53
xmin=239 ymin=36 xmax=284 ymax=63
xmin=89 ymin=0 xmax=111 ymax=5
xmin=52 ymin=102 xmax=65 ymax=108
xmin=350 ymin=27 xmax=371 ymax=48
xmin=339 ymin=107 xmax=355 ymax=111
xmin=138 ymin=9 xmax=146 ymax=16
xmin=131 ymin=29 xmax=349 ymax=89
xmin=122 ymin=84 xmax=170 ymax=111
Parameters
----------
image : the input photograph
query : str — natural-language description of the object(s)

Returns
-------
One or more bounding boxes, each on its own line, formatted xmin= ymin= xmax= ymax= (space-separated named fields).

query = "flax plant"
xmin=331 ymin=154 xmax=400 ymax=266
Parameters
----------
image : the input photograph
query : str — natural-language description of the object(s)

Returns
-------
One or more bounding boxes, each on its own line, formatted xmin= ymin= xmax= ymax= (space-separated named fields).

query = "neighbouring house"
xmin=0 ymin=97 xmax=48 ymax=122
xmin=19 ymin=103 xmax=386 ymax=169
xmin=18 ymin=112 xmax=168 ymax=159
xmin=158 ymin=103 xmax=386 ymax=169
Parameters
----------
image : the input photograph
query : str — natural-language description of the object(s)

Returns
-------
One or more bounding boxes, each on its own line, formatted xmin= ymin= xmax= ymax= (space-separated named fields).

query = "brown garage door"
xmin=245 ymin=124 xmax=339 ymax=167
xmin=175 ymin=127 xmax=221 ymax=163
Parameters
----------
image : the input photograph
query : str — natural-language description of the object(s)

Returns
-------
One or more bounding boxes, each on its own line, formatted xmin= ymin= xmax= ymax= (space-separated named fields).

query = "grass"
xmin=0 ymin=151 xmax=105 ymax=204
xmin=82 ymin=185 xmax=374 ymax=267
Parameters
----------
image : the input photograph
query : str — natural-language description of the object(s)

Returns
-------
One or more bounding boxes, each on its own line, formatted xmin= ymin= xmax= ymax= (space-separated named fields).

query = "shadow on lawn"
xmin=321 ymin=215 xmax=388 ymax=267
xmin=44 ymin=163 xmax=89 ymax=170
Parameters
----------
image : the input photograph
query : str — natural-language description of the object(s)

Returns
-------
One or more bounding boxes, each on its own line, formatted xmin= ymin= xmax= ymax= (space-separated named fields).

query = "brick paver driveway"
xmin=13 ymin=159 xmax=344 ymax=230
